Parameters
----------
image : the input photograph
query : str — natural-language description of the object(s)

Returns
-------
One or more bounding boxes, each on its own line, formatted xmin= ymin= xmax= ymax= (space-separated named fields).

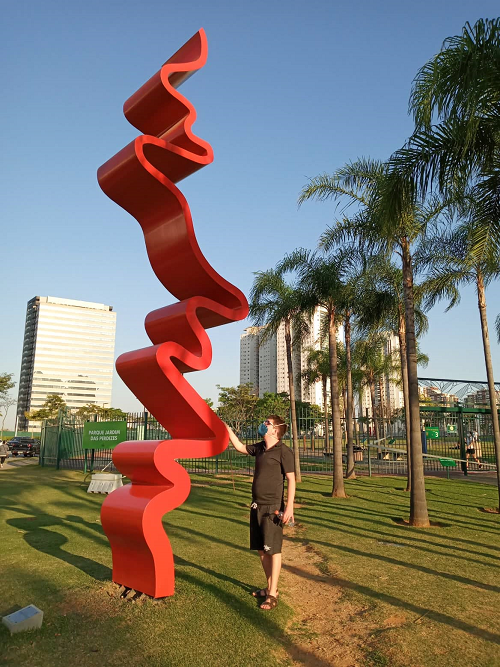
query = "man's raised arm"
xmin=225 ymin=424 xmax=248 ymax=454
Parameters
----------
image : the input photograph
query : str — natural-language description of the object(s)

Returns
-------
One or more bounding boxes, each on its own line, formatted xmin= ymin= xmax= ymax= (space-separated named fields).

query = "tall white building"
xmin=240 ymin=327 xmax=261 ymax=394
xmin=360 ymin=333 xmax=404 ymax=418
xmin=239 ymin=307 xmax=342 ymax=408
xmin=17 ymin=296 xmax=117 ymax=429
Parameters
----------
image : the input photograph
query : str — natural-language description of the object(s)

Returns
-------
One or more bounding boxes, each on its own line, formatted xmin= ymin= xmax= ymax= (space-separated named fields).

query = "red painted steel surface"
xmin=97 ymin=29 xmax=248 ymax=598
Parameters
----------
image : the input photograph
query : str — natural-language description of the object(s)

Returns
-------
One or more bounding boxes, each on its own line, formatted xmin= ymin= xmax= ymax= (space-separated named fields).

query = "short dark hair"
xmin=268 ymin=415 xmax=287 ymax=440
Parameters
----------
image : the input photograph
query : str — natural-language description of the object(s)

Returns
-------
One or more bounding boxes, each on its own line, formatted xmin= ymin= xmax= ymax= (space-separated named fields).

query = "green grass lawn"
xmin=0 ymin=466 xmax=499 ymax=667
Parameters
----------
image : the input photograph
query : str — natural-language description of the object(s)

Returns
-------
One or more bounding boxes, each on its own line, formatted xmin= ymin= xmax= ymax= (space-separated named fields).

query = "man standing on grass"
xmin=226 ymin=415 xmax=295 ymax=611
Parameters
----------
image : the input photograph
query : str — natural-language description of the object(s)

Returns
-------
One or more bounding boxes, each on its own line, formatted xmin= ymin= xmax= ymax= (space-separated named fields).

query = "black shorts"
xmin=467 ymin=447 xmax=475 ymax=455
xmin=249 ymin=502 xmax=284 ymax=555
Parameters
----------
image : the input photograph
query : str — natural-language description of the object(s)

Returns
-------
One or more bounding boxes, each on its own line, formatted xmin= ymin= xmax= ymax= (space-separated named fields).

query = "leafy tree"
xmin=101 ymin=407 xmax=128 ymax=421
xmin=255 ymin=392 xmax=290 ymax=422
xmin=301 ymin=347 xmax=330 ymax=452
xmin=0 ymin=396 xmax=16 ymax=438
xmin=0 ymin=373 xmax=15 ymax=398
xmin=295 ymin=400 xmax=323 ymax=423
xmin=0 ymin=373 xmax=16 ymax=438
xmin=216 ymin=384 xmax=258 ymax=435
xmin=204 ymin=398 xmax=214 ymax=409
xmin=353 ymin=334 xmax=400 ymax=443
xmin=26 ymin=394 xmax=67 ymax=422
xmin=249 ymin=268 xmax=310 ymax=482
xmin=75 ymin=403 xmax=128 ymax=420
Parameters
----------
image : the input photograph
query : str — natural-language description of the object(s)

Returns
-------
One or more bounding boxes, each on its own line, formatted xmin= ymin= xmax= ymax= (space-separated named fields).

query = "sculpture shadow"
xmin=7 ymin=513 xmax=111 ymax=582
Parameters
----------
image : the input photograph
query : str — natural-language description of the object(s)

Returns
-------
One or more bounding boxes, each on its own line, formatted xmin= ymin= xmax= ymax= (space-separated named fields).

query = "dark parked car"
xmin=8 ymin=438 xmax=40 ymax=457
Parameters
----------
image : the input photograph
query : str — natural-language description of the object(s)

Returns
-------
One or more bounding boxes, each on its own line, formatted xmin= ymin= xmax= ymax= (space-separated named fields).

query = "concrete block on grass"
xmin=2 ymin=605 xmax=43 ymax=634
xmin=87 ymin=472 xmax=123 ymax=494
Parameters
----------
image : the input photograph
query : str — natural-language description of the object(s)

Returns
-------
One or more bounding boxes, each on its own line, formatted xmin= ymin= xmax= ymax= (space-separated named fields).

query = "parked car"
xmin=8 ymin=438 xmax=40 ymax=457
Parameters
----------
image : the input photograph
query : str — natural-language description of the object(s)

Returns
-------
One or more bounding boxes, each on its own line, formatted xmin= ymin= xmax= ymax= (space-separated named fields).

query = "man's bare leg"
xmin=260 ymin=553 xmax=281 ymax=609
xmin=269 ymin=552 xmax=281 ymax=597
xmin=258 ymin=550 xmax=272 ymax=594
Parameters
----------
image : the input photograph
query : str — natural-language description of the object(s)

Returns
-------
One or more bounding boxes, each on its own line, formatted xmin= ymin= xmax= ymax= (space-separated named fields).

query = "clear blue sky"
xmin=2 ymin=1 xmax=499 ymax=428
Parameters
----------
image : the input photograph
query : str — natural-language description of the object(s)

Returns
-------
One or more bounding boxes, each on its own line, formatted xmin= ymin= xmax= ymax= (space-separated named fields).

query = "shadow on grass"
xmin=168 ymin=513 xmax=500 ymax=595
xmin=174 ymin=562 xmax=336 ymax=667
xmin=6 ymin=514 xmax=111 ymax=582
xmin=296 ymin=507 xmax=500 ymax=566
xmin=283 ymin=560 xmax=500 ymax=646
xmin=289 ymin=532 xmax=500 ymax=594
xmin=304 ymin=497 xmax=500 ymax=547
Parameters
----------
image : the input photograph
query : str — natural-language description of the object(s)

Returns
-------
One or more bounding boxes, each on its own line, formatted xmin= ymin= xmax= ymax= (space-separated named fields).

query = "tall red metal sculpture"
xmin=97 ymin=29 xmax=248 ymax=598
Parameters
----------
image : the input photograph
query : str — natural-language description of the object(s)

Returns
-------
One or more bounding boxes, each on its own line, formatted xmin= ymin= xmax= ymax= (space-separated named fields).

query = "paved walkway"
xmin=1 ymin=456 xmax=39 ymax=470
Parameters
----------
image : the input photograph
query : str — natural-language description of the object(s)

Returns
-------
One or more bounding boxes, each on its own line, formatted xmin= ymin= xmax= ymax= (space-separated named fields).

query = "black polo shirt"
xmin=246 ymin=440 xmax=295 ymax=504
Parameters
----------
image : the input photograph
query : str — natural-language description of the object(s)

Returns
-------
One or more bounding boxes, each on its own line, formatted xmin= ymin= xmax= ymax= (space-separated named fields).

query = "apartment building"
xmin=360 ymin=333 xmax=405 ymax=418
xmin=239 ymin=307 xmax=341 ymax=408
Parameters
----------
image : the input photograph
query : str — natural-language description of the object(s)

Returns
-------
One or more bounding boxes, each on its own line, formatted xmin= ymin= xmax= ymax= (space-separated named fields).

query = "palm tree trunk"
xmin=398 ymin=313 xmax=412 ymax=492
xmin=402 ymin=237 xmax=429 ymax=527
xmin=359 ymin=389 xmax=365 ymax=442
xmin=329 ymin=308 xmax=346 ymax=497
xmin=353 ymin=403 xmax=360 ymax=447
xmin=369 ymin=381 xmax=380 ymax=442
xmin=345 ymin=312 xmax=355 ymax=478
xmin=476 ymin=271 xmax=500 ymax=510
xmin=322 ymin=377 xmax=329 ymax=453
xmin=285 ymin=318 xmax=301 ymax=483
xmin=379 ymin=377 xmax=386 ymax=438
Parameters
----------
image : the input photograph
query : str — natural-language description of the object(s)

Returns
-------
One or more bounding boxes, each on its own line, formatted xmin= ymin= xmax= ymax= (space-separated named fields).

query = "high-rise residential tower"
xmin=360 ymin=333 xmax=405 ymax=418
xmin=239 ymin=307 xmax=340 ymax=408
xmin=17 ymin=296 xmax=117 ymax=429
xmin=239 ymin=327 xmax=261 ymax=394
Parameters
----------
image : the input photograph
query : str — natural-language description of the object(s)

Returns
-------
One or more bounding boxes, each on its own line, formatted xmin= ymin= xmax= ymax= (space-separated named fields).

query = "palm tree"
xmin=338 ymin=263 xmax=362 ymax=479
xmin=317 ymin=263 xmax=360 ymax=479
xmin=353 ymin=333 xmax=400 ymax=446
xmin=278 ymin=249 xmax=347 ymax=498
xmin=302 ymin=346 xmax=330 ymax=454
xmin=388 ymin=18 xmax=500 ymax=507
xmin=419 ymin=220 xmax=500 ymax=503
xmin=299 ymin=158 xmax=449 ymax=526
xmin=356 ymin=256 xmax=429 ymax=491
xmin=390 ymin=18 xmax=500 ymax=259
xmin=249 ymin=268 xmax=308 ymax=482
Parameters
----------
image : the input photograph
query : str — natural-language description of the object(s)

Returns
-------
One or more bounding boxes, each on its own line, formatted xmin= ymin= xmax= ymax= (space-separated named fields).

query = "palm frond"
xmin=410 ymin=18 xmax=500 ymax=132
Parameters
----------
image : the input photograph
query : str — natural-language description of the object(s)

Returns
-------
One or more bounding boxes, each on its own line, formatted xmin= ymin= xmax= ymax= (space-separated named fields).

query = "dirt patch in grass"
xmin=478 ymin=507 xmax=500 ymax=514
xmin=278 ymin=535 xmax=374 ymax=666
xmin=390 ymin=517 xmax=450 ymax=528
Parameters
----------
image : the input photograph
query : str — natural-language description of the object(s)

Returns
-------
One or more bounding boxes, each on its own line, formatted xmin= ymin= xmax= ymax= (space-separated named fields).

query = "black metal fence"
xmin=40 ymin=407 xmax=498 ymax=477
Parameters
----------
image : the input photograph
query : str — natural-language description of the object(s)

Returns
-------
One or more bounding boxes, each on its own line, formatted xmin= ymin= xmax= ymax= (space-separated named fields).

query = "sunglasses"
xmin=263 ymin=420 xmax=286 ymax=426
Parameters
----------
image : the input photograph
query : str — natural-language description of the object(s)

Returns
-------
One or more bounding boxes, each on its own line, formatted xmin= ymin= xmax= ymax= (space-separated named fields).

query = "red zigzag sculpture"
xmin=97 ymin=29 xmax=248 ymax=598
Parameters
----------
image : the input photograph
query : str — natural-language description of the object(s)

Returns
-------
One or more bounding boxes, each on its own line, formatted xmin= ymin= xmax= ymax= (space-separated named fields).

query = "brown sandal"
xmin=252 ymin=589 xmax=267 ymax=598
xmin=252 ymin=589 xmax=279 ymax=598
xmin=260 ymin=595 xmax=278 ymax=610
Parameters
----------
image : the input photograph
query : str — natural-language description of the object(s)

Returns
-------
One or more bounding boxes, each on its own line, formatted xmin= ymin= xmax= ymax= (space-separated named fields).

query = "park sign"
xmin=82 ymin=421 xmax=127 ymax=450
xmin=425 ymin=427 xmax=440 ymax=440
